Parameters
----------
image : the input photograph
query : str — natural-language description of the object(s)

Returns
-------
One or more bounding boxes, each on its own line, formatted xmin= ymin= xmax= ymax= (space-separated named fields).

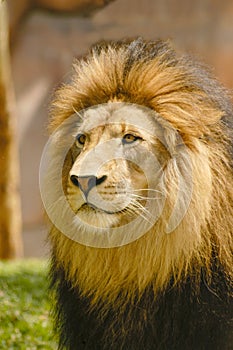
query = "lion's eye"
xmin=122 ymin=134 xmax=141 ymax=145
xmin=76 ymin=133 xmax=86 ymax=147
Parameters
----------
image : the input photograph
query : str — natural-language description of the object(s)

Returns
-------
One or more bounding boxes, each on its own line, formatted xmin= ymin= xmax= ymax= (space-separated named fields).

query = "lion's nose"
xmin=70 ymin=175 xmax=107 ymax=196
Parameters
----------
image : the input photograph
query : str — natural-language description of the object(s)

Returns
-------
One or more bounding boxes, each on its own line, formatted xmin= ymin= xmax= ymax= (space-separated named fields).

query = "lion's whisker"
xmin=129 ymin=193 xmax=162 ymax=200
xmin=132 ymin=188 xmax=164 ymax=195
xmin=72 ymin=106 xmax=84 ymax=120
xmin=127 ymin=199 xmax=155 ymax=225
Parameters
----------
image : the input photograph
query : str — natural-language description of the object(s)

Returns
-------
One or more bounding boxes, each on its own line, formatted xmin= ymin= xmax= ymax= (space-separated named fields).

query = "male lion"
xmin=41 ymin=38 xmax=233 ymax=349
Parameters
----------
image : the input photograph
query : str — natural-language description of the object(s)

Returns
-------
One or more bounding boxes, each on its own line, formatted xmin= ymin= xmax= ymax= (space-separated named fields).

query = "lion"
xmin=42 ymin=38 xmax=233 ymax=349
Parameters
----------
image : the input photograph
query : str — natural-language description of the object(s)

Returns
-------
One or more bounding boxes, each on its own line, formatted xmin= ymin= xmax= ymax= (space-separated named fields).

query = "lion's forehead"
xmin=79 ymin=103 xmax=160 ymax=138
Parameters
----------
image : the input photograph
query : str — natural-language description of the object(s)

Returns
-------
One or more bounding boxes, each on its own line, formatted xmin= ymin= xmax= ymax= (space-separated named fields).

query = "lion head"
xmin=41 ymin=38 xmax=233 ymax=310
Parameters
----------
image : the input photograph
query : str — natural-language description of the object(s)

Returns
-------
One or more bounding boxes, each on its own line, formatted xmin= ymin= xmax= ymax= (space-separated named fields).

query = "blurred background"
xmin=4 ymin=0 xmax=233 ymax=258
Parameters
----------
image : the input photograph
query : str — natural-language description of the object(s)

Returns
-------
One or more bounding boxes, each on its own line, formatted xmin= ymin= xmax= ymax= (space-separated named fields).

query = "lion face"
xmin=66 ymin=102 xmax=170 ymax=230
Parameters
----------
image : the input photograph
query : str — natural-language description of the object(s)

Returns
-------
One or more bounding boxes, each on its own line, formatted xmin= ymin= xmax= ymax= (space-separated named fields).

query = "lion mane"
xmin=47 ymin=38 xmax=233 ymax=349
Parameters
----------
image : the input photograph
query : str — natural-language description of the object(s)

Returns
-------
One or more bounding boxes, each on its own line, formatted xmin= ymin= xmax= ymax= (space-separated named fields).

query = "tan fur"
xmin=48 ymin=39 xmax=233 ymax=312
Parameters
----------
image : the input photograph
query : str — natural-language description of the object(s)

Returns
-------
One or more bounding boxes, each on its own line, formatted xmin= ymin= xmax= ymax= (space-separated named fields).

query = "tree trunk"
xmin=34 ymin=0 xmax=115 ymax=14
xmin=8 ymin=0 xmax=116 ymax=40
xmin=0 ymin=1 xmax=23 ymax=259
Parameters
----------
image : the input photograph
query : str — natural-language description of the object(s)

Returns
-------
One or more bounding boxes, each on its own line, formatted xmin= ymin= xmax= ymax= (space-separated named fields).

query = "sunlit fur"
xmin=48 ymin=38 xmax=233 ymax=347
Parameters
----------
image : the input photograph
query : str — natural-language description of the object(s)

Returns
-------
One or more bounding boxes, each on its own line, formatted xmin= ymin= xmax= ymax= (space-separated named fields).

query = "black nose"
xmin=70 ymin=175 xmax=107 ymax=196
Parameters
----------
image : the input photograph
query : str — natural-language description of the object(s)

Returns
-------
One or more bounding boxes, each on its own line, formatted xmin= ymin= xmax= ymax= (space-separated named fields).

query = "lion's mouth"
xmin=80 ymin=202 xmax=123 ymax=215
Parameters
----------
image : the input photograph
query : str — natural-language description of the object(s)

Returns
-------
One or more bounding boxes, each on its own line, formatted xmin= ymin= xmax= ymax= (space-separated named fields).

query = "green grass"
xmin=0 ymin=259 xmax=57 ymax=350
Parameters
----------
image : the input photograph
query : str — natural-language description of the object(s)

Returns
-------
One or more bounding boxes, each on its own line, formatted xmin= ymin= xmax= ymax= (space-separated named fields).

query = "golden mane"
xmin=48 ymin=38 xmax=233 ymax=311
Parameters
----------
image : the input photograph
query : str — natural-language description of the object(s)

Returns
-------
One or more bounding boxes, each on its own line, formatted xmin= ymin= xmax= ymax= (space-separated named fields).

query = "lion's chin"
xmin=76 ymin=204 xmax=123 ymax=229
